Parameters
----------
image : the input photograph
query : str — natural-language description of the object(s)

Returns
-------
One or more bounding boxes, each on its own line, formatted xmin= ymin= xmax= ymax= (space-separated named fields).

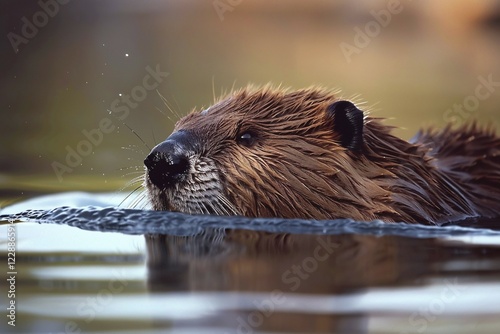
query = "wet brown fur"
xmin=155 ymin=86 xmax=500 ymax=224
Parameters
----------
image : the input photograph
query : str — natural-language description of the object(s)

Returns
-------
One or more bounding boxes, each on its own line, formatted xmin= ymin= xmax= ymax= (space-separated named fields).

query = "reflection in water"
xmin=147 ymin=232 xmax=424 ymax=292
xmin=145 ymin=229 xmax=500 ymax=333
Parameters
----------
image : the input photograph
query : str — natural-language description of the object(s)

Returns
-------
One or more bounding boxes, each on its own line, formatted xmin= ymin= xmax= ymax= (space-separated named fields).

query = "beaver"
xmin=143 ymin=86 xmax=500 ymax=224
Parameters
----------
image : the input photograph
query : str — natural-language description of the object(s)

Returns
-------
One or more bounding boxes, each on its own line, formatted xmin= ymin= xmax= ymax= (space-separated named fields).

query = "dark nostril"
xmin=168 ymin=154 xmax=190 ymax=177
xmin=145 ymin=150 xmax=190 ymax=189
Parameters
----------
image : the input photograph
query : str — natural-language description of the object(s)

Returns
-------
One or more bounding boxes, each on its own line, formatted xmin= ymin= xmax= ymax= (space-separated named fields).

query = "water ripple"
xmin=2 ymin=206 xmax=500 ymax=238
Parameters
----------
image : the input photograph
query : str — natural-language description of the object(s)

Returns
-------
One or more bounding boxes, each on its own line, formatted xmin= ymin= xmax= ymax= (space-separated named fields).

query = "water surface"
xmin=1 ymin=193 xmax=500 ymax=333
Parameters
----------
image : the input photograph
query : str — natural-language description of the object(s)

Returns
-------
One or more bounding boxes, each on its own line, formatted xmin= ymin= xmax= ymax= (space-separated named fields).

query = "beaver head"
xmin=144 ymin=86 xmax=495 ymax=223
xmin=143 ymin=87 xmax=407 ymax=221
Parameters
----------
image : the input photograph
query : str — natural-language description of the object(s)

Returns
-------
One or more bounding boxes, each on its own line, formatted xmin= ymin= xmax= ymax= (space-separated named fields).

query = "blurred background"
xmin=1 ymin=0 xmax=500 ymax=204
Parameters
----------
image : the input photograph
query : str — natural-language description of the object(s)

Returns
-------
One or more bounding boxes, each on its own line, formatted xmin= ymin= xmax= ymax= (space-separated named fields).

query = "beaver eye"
xmin=237 ymin=131 xmax=257 ymax=147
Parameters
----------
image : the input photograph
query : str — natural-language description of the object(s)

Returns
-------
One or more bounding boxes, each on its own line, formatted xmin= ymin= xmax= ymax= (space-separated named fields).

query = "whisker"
xmin=215 ymin=197 xmax=230 ymax=216
xmin=131 ymin=175 xmax=146 ymax=186
xmin=170 ymin=95 xmax=184 ymax=118
xmin=129 ymin=189 xmax=150 ymax=210
xmin=113 ymin=165 xmax=143 ymax=174
xmin=124 ymin=123 xmax=151 ymax=151
xmin=121 ymin=174 xmax=145 ymax=187
xmin=212 ymin=201 xmax=223 ymax=216
xmin=119 ymin=185 xmax=144 ymax=208
xmin=107 ymin=109 xmax=151 ymax=151
xmin=218 ymin=195 xmax=239 ymax=215
xmin=199 ymin=201 xmax=210 ymax=215
xmin=157 ymin=90 xmax=182 ymax=120
xmin=131 ymin=195 xmax=148 ymax=210
xmin=155 ymin=106 xmax=175 ymax=123
xmin=119 ymin=171 xmax=145 ymax=180
xmin=121 ymin=145 xmax=147 ymax=157
xmin=212 ymin=76 xmax=216 ymax=104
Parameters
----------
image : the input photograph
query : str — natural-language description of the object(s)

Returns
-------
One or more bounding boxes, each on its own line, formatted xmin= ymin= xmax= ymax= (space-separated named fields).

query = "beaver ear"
xmin=326 ymin=100 xmax=364 ymax=151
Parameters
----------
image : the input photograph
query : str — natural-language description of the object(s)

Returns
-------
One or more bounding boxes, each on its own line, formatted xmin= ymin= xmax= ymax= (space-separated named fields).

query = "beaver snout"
xmin=144 ymin=131 xmax=194 ymax=190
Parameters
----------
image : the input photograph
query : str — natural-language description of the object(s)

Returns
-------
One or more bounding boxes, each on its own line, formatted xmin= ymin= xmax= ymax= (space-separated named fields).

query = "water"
xmin=1 ymin=193 xmax=500 ymax=333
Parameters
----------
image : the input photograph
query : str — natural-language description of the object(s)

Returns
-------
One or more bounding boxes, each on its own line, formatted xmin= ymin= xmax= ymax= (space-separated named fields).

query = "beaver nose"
xmin=144 ymin=131 xmax=193 ymax=189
